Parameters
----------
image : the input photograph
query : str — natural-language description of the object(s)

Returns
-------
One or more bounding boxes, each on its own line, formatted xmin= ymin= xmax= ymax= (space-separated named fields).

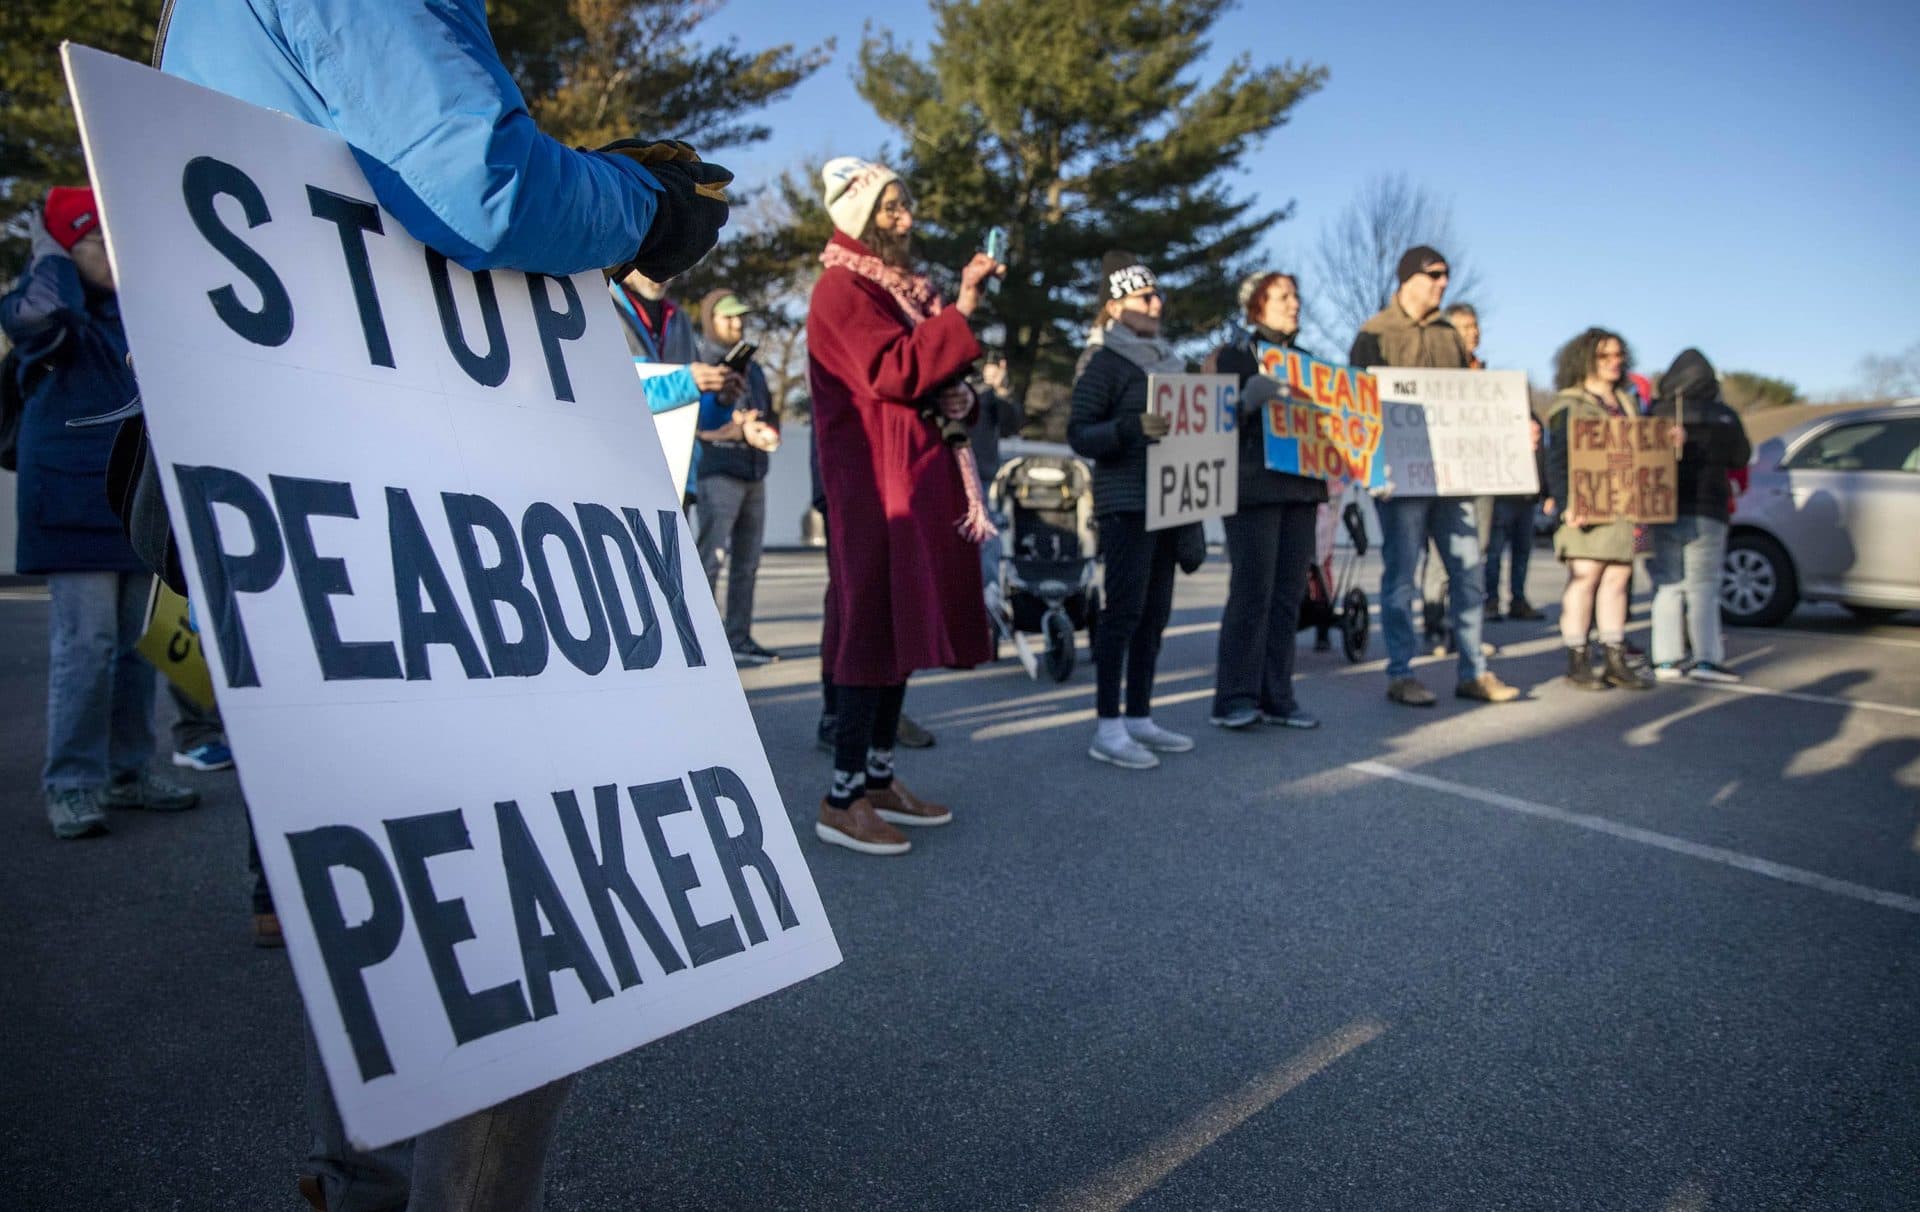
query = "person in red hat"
xmin=3 ymin=188 xmax=200 ymax=840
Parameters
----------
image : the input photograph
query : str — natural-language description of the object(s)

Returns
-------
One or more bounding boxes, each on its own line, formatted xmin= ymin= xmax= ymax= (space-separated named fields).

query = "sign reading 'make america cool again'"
xmin=64 ymin=45 xmax=839 ymax=1149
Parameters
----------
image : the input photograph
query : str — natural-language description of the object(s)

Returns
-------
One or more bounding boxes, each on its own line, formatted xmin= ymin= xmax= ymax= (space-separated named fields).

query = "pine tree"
xmin=0 ymin=2 xmax=157 ymax=276
xmin=853 ymin=0 xmax=1324 ymax=407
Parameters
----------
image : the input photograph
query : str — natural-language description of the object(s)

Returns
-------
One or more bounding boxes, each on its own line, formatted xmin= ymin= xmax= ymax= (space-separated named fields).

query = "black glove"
xmin=596 ymin=139 xmax=733 ymax=282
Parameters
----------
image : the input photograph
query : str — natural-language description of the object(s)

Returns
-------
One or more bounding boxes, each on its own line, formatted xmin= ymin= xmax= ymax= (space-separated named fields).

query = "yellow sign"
xmin=138 ymin=581 xmax=215 ymax=709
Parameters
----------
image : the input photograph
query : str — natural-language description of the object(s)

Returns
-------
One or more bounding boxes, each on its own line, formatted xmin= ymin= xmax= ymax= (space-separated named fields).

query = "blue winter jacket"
xmin=2 ymin=257 xmax=145 ymax=574
xmin=157 ymin=0 xmax=663 ymax=276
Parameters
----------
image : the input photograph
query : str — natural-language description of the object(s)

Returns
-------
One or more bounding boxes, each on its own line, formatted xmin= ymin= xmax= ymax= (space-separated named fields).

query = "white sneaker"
xmin=1125 ymin=718 xmax=1195 ymax=753
xmin=1688 ymin=662 xmax=1742 ymax=684
xmin=1089 ymin=731 xmax=1159 ymax=769
xmin=1653 ymin=662 xmax=1688 ymax=682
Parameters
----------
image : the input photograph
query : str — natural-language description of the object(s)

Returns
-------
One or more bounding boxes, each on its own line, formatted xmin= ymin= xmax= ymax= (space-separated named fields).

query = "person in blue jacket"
xmin=3 ymin=188 xmax=200 ymax=840
xmin=153 ymin=3 xmax=734 ymax=1209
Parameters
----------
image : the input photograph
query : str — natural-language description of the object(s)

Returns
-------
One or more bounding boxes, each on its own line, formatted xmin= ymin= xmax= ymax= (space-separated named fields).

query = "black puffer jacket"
xmin=1203 ymin=329 xmax=1329 ymax=508
xmin=1068 ymin=345 xmax=1153 ymax=515
xmin=1650 ymin=348 xmax=1752 ymax=523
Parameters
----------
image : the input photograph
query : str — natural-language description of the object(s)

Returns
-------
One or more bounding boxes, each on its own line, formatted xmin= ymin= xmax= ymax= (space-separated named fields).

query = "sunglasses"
xmin=1417 ymin=267 xmax=1450 ymax=280
xmin=1124 ymin=289 xmax=1164 ymax=304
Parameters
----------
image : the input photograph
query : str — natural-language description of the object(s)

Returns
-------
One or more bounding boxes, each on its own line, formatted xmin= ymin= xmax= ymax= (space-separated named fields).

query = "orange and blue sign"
xmin=1258 ymin=344 xmax=1386 ymax=490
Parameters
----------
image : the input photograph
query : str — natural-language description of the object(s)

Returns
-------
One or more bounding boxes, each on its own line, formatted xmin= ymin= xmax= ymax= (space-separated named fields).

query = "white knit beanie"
xmin=821 ymin=156 xmax=902 ymax=240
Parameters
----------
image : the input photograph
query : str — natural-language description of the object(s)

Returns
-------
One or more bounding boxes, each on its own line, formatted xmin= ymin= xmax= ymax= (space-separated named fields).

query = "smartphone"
xmin=721 ymin=340 xmax=757 ymax=372
xmin=984 ymin=226 xmax=1009 ymax=293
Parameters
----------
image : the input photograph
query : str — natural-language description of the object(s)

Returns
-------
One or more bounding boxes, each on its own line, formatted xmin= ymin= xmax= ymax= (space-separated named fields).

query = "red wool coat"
xmin=807 ymin=235 xmax=989 ymax=685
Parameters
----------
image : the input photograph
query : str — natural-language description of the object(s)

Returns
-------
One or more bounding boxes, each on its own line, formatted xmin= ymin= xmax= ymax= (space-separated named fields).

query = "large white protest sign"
xmin=1144 ymin=373 xmax=1238 ymax=531
xmin=65 ymin=46 xmax=839 ymax=1148
xmin=1369 ymin=368 xmax=1538 ymax=497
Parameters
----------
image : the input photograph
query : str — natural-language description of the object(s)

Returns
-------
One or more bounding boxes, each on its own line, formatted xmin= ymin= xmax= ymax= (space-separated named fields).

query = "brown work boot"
xmin=866 ymin=780 xmax=953 ymax=827
xmin=1456 ymin=671 xmax=1521 ymax=703
xmin=1387 ymin=677 xmax=1437 ymax=707
xmin=816 ymin=798 xmax=911 ymax=855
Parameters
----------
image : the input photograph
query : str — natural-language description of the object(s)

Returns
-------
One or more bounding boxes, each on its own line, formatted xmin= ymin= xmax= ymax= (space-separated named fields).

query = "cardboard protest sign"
xmin=1257 ymin=346 xmax=1387 ymax=492
xmin=138 ymin=580 xmax=215 ymax=709
xmin=1145 ymin=373 xmax=1238 ymax=531
xmin=1568 ymin=413 xmax=1679 ymax=523
xmin=65 ymin=45 xmax=839 ymax=1148
xmin=1370 ymin=368 xmax=1537 ymax=497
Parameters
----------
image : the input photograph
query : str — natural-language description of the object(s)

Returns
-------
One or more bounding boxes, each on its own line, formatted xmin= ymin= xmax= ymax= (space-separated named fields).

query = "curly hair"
xmin=1554 ymin=326 xmax=1633 ymax=390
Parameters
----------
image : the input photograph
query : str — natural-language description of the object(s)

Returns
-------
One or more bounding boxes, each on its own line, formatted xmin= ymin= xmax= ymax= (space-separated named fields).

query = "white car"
xmin=1723 ymin=402 xmax=1920 ymax=626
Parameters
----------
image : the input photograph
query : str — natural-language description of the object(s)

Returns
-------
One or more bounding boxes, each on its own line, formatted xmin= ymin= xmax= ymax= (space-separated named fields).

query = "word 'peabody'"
xmin=174 ymin=464 xmax=707 ymax=689
xmin=294 ymin=767 xmax=800 ymax=1082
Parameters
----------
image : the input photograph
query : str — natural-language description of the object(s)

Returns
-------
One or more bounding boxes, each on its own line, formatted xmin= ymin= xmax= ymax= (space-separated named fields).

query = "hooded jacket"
xmin=1203 ymin=326 xmax=1329 ymax=508
xmin=1348 ymin=301 xmax=1469 ymax=370
xmin=2 ymin=255 xmax=145 ymax=574
xmin=1648 ymin=349 xmax=1752 ymax=523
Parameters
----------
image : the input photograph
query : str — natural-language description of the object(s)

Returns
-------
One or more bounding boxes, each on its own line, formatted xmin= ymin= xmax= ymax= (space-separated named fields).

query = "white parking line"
xmin=1348 ymin=761 xmax=1920 ymax=916
xmin=1044 ymin=1018 xmax=1386 ymax=1212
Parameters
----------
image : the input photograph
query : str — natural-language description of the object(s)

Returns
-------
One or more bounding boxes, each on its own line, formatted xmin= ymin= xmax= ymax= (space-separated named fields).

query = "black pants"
xmin=832 ymin=683 xmax=906 ymax=774
xmin=1094 ymin=511 xmax=1179 ymax=719
xmin=1214 ymin=502 xmax=1317 ymax=715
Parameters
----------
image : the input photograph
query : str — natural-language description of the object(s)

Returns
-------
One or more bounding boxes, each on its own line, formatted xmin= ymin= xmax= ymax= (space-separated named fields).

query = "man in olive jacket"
xmin=1350 ymin=246 xmax=1518 ymax=707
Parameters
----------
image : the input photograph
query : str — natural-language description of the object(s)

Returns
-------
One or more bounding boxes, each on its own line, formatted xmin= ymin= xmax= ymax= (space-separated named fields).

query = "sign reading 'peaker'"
xmin=1371 ymin=368 xmax=1538 ymax=497
xmin=63 ymin=46 xmax=839 ymax=1148
xmin=1145 ymin=373 xmax=1239 ymax=531
xmin=1568 ymin=414 xmax=1680 ymax=524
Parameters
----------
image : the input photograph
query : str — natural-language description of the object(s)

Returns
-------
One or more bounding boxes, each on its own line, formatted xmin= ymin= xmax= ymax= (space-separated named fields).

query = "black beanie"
xmin=1102 ymin=250 xmax=1157 ymax=300
xmin=1395 ymin=245 xmax=1446 ymax=285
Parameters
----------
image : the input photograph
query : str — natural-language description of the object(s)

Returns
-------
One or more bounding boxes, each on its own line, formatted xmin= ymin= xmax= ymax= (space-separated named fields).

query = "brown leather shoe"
xmin=866 ymin=780 xmax=953 ymax=827
xmin=1456 ymin=672 xmax=1521 ymax=703
xmin=1386 ymin=677 xmax=1437 ymax=707
xmin=816 ymin=798 xmax=911 ymax=855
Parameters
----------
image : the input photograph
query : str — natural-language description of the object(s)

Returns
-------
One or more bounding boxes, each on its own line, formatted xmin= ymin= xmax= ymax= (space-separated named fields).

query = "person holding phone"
xmin=694 ymin=289 xmax=780 ymax=666
xmin=806 ymin=157 xmax=1004 ymax=855
xmin=1069 ymin=251 xmax=1193 ymax=770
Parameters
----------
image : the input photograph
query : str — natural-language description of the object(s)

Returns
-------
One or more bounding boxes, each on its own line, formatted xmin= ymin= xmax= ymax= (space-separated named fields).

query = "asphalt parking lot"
xmin=3 ymin=546 xmax=1916 ymax=1210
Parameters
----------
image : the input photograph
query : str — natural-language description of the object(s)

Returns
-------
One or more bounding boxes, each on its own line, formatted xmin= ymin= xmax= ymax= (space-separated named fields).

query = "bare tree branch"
xmin=1307 ymin=174 xmax=1483 ymax=358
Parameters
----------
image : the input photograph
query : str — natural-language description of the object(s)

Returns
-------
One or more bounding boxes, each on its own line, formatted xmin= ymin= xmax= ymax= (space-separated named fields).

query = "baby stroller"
xmin=1299 ymin=484 xmax=1371 ymax=662
xmin=988 ymin=454 xmax=1100 ymax=682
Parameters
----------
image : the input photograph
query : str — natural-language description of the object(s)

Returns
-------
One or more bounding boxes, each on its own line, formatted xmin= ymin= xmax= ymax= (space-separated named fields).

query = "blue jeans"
xmin=44 ymin=571 xmax=157 ymax=791
xmin=1650 ymin=515 xmax=1728 ymax=666
xmin=1483 ymin=498 xmax=1536 ymax=605
xmin=1379 ymin=497 xmax=1486 ymax=682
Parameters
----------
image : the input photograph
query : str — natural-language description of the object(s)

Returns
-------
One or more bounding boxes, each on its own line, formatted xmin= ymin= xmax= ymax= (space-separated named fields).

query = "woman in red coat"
xmin=806 ymin=157 xmax=1004 ymax=856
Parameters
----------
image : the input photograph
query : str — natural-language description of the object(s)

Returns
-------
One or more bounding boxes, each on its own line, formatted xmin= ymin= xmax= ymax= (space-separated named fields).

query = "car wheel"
xmin=1843 ymin=604 xmax=1904 ymax=623
xmin=1721 ymin=532 xmax=1797 ymax=627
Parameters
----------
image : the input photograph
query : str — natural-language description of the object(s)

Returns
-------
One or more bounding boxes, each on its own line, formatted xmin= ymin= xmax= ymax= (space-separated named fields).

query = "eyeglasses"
xmin=1596 ymin=349 xmax=1625 ymax=362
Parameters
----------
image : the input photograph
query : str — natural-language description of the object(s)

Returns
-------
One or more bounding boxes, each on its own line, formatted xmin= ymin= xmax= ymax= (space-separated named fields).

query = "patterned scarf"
xmin=819 ymin=240 xmax=996 ymax=543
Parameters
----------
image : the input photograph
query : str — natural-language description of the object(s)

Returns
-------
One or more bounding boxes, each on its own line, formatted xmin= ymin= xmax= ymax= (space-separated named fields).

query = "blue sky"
xmin=701 ymin=0 xmax=1920 ymax=396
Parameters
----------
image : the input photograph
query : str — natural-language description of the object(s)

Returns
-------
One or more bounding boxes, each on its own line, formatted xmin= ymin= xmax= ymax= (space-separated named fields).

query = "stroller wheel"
xmin=1342 ymin=587 xmax=1370 ymax=663
xmin=1043 ymin=609 xmax=1077 ymax=682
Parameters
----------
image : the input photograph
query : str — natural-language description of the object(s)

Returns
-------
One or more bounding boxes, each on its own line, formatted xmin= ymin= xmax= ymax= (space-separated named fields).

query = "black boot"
xmin=1603 ymin=644 xmax=1652 ymax=690
xmin=1565 ymin=645 xmax=1609 ymax=691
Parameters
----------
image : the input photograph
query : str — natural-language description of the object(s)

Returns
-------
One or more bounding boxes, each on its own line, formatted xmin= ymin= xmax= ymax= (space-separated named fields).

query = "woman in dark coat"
xmin=1068 ymin=252 xmax=1191 ymax=770
xmin=1203 ymin=271 xmax=1328 ymax=730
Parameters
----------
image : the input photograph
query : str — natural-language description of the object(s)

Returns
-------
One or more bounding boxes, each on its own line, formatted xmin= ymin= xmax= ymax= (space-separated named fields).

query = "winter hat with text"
xmin=44 ymin=187 xmax=100 ymax=251
xmin=1101 ymin=251 xmax=1157 ymax=300
xmin=821 ymin=157 xmax=902 ymax=240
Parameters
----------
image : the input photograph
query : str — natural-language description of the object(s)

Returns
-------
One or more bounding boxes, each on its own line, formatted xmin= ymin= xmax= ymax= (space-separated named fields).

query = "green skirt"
xmin=1553 ymin=518 xmax=1636 ymax=563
